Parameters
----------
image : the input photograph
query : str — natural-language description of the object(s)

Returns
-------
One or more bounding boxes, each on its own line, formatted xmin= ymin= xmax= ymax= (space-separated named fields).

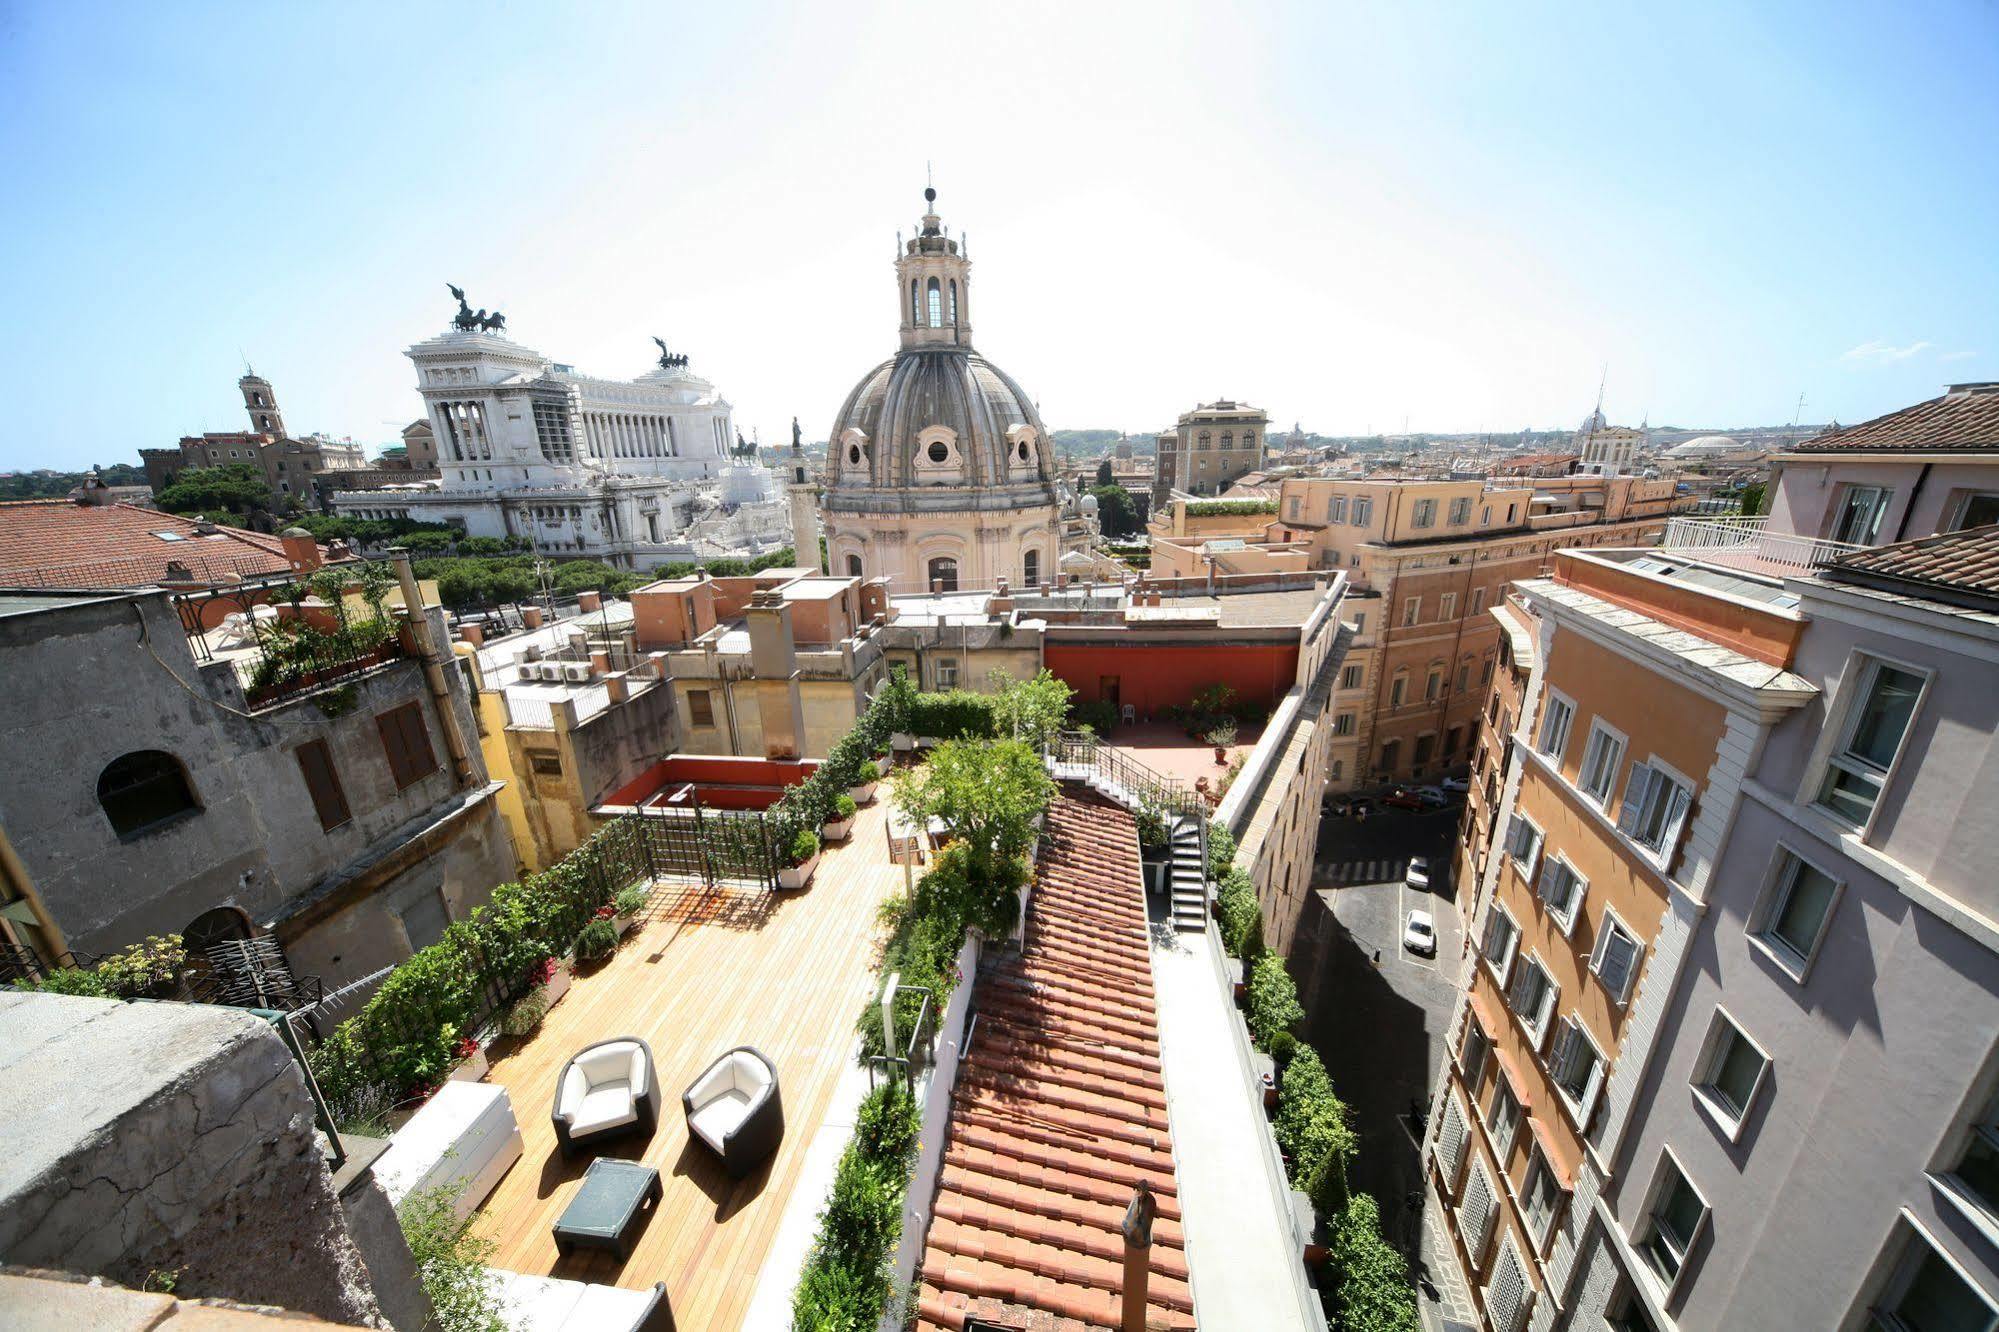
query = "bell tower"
xmin=239 ymin=370 xmax=285 ymax=438
xmin=896 ymin=187 xmax=972 ymax=351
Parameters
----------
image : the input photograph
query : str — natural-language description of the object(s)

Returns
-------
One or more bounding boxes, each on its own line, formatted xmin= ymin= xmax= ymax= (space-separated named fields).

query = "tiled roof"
xmin=916 ymin=787 xmax=1194 ymax=1332
xmin=0 ymin=501 xmax=300 ymax=590
xmin=1786 ymin=383 xmax=1999 ymax=454
xmin=1825 ymin=523 xmax=1999 ymax=605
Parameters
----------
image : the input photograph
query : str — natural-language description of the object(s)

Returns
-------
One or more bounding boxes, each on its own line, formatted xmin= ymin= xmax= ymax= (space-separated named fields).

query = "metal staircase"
xmin=1046 ymin=731 xmax=1212 ymax=933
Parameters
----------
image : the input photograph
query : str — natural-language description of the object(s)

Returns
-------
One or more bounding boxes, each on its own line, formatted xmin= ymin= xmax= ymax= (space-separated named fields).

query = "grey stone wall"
xmin=0 ymin=592 xmax=511 ymax=991
xmin=0 ymin=993 xmax=396 ymax=1327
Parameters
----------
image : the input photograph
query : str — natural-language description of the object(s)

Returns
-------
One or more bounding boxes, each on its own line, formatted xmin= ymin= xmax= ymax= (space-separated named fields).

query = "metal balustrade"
xmin=1660 ymin=516 xmax=1865 ymax=575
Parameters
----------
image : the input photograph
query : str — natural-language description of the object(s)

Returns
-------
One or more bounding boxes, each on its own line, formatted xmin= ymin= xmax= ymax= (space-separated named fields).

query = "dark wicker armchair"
xmin=552 ymin=1036 xmax=658 ymax=1158
xmin=681 ymin=1046 xmax=783 ymax=1178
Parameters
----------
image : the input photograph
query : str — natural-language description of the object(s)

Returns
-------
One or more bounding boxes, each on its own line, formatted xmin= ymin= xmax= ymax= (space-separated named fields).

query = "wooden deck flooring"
xmin=469 ymin=798 xmax=906 ymax=1331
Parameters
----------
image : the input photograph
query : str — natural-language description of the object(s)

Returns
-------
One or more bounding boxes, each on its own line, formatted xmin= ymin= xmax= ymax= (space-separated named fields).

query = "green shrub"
xmin=1185 ymin=497 xmax=1277 ymax=517
xmin=791 ymin=1083 xmax=921 ymax=1331
xmin=789 ymin=829 xmax=821 ymax=866
xmin=398 ymin=1183 xmax=513 ymax=1332
xmin=575 ymin=918 xmax=619 ymax=962
xmin=833 ymin=794 xmax=858 ymax=820
xmin=1324 ymin=1193 xmax=1420 ymax=1332
xmin=95 ymin=934 xmax=187 ymax=998
xmin=1070 ymin=698 xmax=1118 ymax=735
xmin=614 ymin=885 xmax=648 ymax=916
xmin=1217 ymin=866 xmax=1260 ymax=957
xmin=498 ymin=987 xmax=549 ymax=1038
xmin=1205 ymin=825 xmax=1237 ymax=879
xmin=1246 ymin=953 xmax=1304 ymax=1050
xmin=904 ymin=689 xmax=1000 ymax=740
xmin=17 ymin=966 xmax=112 ymax=998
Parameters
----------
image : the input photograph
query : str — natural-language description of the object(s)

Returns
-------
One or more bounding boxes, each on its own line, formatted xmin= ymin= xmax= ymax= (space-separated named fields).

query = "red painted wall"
xmin=600 ymin=755 xmax=818 ymax=808
xmin=1046 ymin=641 xmax=1299 ymax=717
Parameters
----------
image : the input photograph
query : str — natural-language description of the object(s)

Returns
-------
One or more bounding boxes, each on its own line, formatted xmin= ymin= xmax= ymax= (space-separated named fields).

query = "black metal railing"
xmin=1050 ymin=730 xmax=1208 ymax=818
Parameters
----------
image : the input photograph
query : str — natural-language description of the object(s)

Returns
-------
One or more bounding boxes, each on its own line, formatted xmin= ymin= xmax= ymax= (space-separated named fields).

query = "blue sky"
xmin=1 ymin=0 xmax=1994 ymax=473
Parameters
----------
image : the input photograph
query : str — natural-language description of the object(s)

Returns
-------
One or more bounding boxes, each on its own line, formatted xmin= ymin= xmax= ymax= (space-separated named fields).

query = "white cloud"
xmin=1842 ymin=338 xmax=1932 ymax=364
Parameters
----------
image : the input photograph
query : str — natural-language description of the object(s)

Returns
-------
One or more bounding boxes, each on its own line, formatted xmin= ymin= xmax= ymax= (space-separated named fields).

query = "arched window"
xmin=182 ymin=906 xmax=252 ymax=957
xmin=846 ymin=553 xmax=863 ymax=578
xmin=1198 ymin=432 xmax=1212 ymax=451
xmin=926 ymin=277 xmax=943 ymax=328
xmin=911 ymin=279 xmax=920 ymax=325
xmin=97 ymin=751 xmax=199 ymax=838
xmin=927 ymin=556 xmax=958 ymax=593
xmin=948 ymin=279 xmax=959 ymax=325
xmin=1023 ymin=550 xmax=1040 ymax=588
xmin=1222 ymin=432 xmax=1235 ymax=450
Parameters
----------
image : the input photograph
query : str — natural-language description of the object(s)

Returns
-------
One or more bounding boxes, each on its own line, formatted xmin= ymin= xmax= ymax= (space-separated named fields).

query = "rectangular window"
xmin=1461 ymin=1019 xmax=1492 ymax=1090
xmin=396 ymin=889 xmax=450 ymax=951
xmin=1402 ymin=597 xmax=1421 ymax=627
xmin=1391 ymin=676 xmax=1407 ymax=707
xmin=1482 ymin=904 xmax=1521 ymax=984
xmin=1538 ymin=693 xmax=1576 ymax=758
xmin=1456 ymin=664 xmax=1470 ymax=694
xmin=687 ymin=689 xmax=716 ymax=727
xmin=1449 ymin=496 xmax=1473 ymax=525
xmin=529 ymin=753 xmax=563 ymax=776
xmin=1591 ymin=912 xmax=1645 ymax=1005
xmin=1413 ymin=498 xmax=1437 ymax=528
xmin=1352 ymin=612 xmax=1366 ymax=635
xmin=1815 ymin=659 xmax=1924 ymax=828
xmin=1522 ymin=1149 xmax=1565 ymax=1247
xmin=1486 ymin=1238 xmax=1531 ymax=1332
xmin=375 ymin=702 xmax=438 ymax=791
xmin=935 ymin=658 xmax=960 ymax=688
xmin=1332 ymin=712 xmax=1355 ymax=737
xmin=1693 ymin=1008 xmax=1771 ymax=1132
xmin=1831 ymin=484 xmax=1891 ymax=544
xmin=1638 ymin=1155 xmax=1708 ymax=1289
xmin=1538 ymin=857 xmax=1585 ymax=934
xmin=1414 ymin=733 xmax=1435 ymax=765
xmin=1288 ymin=496 xmax=1301 ymax=520
xmin=1327 ymin=495 xmax=1347 ymax=523
xmin=1461 ymin=1164 xmax=1499 ymax=1264
xmin=1550 ymin=1017 xmax=1605 ymax=1124
xmin=1487 ymin=1073 xmax=1522 ymax=1152
xmin=1472 ymin=587 xmax=1487 ymax=614
xmin=1508 ymin=954 xmax=1559 ymax=1047
xmin=1749 ymin=847 xmax=1842 ymax=978
xmin=1425 ymin=669 xmax=1442 ymax=701
xmin=1481 ymin=657 xmax=1494 ymax=686
xmin=1506 ymin=814 xmax=1543 ymax=882
xmin=294 ymin=739 xmax=351 ymax=833
xmin=1439 ymin=591 xmax=1458 ymax=620
xmin=1578 ymin=721 xmax=1626 ymax=805
xmin=1351 ymin=498 xmax=1374 ymax=525
xmin=1872 ymin=1228 xmax=1999 ymax=1332
xmin=1619 ymin=762 xmax=1694 ymax=859
xmin=1947 ymin=1089 xmax=1999 ymax=1232
xmin=1341 ymin=664 xmax=1363 ymax=690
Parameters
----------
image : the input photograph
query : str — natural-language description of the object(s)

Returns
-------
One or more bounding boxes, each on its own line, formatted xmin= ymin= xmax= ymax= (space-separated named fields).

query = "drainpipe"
xmin=1891 ymin=463 xmax=1933 ymax=544
xmin=390 ymin=548 xmax=477 ymax=789
xmin=1120 ymin=1181 xmax=1157 ymax=1332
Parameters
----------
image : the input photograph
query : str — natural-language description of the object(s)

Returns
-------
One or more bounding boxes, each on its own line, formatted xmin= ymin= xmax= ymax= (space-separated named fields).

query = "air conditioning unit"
xmin=563 ymin=663 xmax=590 ymax=683
xmin=534 ymin=662 xmax=562 ymax=682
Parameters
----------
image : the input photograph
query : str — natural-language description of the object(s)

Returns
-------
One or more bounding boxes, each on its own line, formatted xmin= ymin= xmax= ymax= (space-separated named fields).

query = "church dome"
xmin=826 ymin=349 xmax=1050 ymax=492
xmin=1666 ymin=434 xmax=1742 ymax=457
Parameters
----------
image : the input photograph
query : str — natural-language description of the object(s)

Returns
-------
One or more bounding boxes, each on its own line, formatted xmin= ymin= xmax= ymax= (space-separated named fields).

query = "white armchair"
xmin=552 ymin=1037 xmax=657 ymax=1158
xmin=682 ymin=1046 xmax=783 ymax=1179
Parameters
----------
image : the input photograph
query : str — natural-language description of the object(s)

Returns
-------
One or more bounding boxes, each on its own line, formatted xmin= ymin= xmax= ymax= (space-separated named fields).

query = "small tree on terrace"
xmin=894 ymin=739 xmax=1053 ymax=887
xmin=989 ymin=668 xmax=1075 ymax=750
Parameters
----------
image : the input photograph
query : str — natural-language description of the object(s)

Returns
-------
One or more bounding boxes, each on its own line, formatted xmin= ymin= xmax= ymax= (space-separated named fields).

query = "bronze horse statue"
xmin=448 ymin=284 xmax=505 ymax=334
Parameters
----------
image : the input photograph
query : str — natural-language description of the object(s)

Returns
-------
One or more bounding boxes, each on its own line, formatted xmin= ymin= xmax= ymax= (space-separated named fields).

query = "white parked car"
xmin=1403 ymin=909 xmax=1437 ymax=957
xmin=1405 ymin=856 xmax=1432 ymax=891
xmin=1440 ymin=775 xmax=1471 ymax=794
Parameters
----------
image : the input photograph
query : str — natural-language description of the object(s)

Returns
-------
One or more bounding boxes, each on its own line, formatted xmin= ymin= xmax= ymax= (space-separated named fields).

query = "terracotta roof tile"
xmin=1786 ymin=383 xmax=1999 ymax=454
xmin=0 ymin=500 xmax=306 ymax=590
xmin=1825 ymin=523 xmax=1999 ymax=606
xmin=916 ymin=786 xmax=1195 ymax=1332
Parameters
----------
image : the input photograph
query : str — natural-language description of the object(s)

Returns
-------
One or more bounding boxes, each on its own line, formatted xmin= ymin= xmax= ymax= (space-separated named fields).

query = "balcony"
xmin=1659 ymin=516 xmax=1865 ymax=578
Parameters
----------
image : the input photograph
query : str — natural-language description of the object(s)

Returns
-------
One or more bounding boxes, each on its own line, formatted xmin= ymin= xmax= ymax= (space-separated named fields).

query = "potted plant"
xmin=873 ymin=742 xmax=894 ymax=777
xmin=500 ymin=987 xmax=550 ymax=1039
xmin=847 ymin=770 xmax=879 ymax=804
xmin=1207 ymin=719 xmax=1238 ymax=764
xmin=534 ymin=954 xmax=571 ymax=1008
xmin=575 ymin=917 xmax=619 ymax=966
xmin=447 ymin=1034 xmax=489 ymax=1083
xmin=779 ymin=828 xmax=821 ymax=890
xmin=822 ymin=794 xmax=858 ymax=843
xmin=612 ymin=885 xmax=648 ymax=936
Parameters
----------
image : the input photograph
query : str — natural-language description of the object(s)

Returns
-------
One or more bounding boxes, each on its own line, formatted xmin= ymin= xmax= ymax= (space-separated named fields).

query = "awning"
xmin=1525 ymin=1115 xmax=1576 ymax=1190
xmin=1494 ymin=1046 xmax=1535 ymax=1110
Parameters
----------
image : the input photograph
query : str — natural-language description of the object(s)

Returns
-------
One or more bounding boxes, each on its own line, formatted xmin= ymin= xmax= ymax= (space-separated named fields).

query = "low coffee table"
xmin=552 ymin=1158 xmax=662 ymax=1261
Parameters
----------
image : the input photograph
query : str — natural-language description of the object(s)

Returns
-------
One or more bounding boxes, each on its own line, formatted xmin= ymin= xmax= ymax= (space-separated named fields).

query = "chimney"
xmin=279 ymin=527 xmax=322 ymax=573
xmin=589 ymin=650 xmax=611 ymax=676
xmin=1120 ymin=1182 xmax=1157 ymax=1332
xmin=744 ymin=589 xmax=807 ymax=760
xmin=605 ymin=674 xmax=630 ymax=704
xmin=458 ymin=622 xmax=485 ymax=647
xmin=577 ymin=590 xmax=603 ymax=614
xmin=523 ymin=606 xmax=544 ymax=630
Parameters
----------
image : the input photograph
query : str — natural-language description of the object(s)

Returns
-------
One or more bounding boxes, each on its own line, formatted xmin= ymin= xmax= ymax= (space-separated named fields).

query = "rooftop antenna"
xmin=1790 ymin=391 xmax=1807 ymax=430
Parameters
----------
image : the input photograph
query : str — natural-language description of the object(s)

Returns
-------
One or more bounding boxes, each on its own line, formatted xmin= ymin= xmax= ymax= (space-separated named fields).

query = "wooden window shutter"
xmin=1462 ymin=1165 xmax=1498 ymax=1262
xmin=376 ymin=703 xmax=438 ymax=790
xmin=1486 ymin=1241 xmax=1531 ymax=1332
xmin=1438 ymin=1097 xmax=1469 ymax=1196
xmin=295 ymin=739 xmax=351 ymax=832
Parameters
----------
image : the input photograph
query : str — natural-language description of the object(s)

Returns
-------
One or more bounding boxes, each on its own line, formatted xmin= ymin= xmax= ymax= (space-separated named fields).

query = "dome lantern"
xmin=897 ymin=186 xmax=971 ymax=352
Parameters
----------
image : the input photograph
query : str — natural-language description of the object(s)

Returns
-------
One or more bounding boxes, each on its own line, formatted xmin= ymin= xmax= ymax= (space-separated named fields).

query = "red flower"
xmin=593 ymin=903 xmax=617 ymax=920
xmin=454 ymin=1037 xmax=480 ymax=1061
